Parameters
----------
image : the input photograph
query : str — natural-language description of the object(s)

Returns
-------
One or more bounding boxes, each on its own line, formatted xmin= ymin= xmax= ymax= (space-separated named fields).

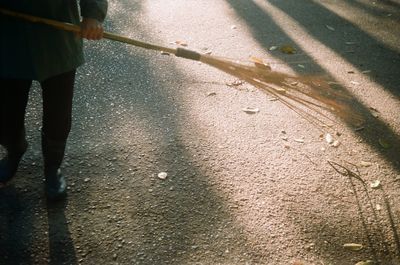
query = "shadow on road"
xmin=225 ymin=0 xmax=400 ymax=262
xmin=47 ymin=198 xmax=78 ymax=265
xmin=56 ymin=1 xmax=259 ymax=263
xmin=0 ymin=186 xmax=34 ymax=264
xmin=225 ymin=0 xmax=400 ymax=171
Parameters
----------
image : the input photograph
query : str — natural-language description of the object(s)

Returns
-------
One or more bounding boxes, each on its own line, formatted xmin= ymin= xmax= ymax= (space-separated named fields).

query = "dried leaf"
xmin=370 ymin=180 xmax=381 ymax=189
xmin=326 ymin=25 xmax=335 ymax=31
xmin=280 ymin=45 xmax=296 ymax=54
xmin=207 ymin=92 xmax=217 ymax=96
xmin=325 ymin=133 xmax=334 ymax=144
xmin=378 ymin=138 xmax=391 ymax=149
xmin=294 ymin=138 xmax=304 ymax=143
xmin=250 ymin=56 xmax=271 ymax=71
xmin=227 ymin=80 xmax=244 ymax=87
xmin=242 ymin=107 xmax=259 ymax=114
xmin=231 ymin=25 xmax=237 ymax=30
xmin=343 ymin=243 xmax=363 ymax=251
xmin=269 ymin=46 xmax=278 ymax=51
xmin=158 ymin=172 xmax=168 ymax=180
xmin=360 ymin=161 xmax=373 ymax=167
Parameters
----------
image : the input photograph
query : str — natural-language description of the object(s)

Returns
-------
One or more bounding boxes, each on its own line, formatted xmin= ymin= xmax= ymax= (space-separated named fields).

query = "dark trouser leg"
xmin=0 ymin=79 xmax=31 ymax=185
xmin=40 ymin=70 xmax=75 ymax=199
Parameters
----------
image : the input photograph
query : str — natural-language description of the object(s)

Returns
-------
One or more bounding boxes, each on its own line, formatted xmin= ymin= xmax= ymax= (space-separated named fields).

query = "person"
xmin=0 ymin=0 xmax=108 ymax=200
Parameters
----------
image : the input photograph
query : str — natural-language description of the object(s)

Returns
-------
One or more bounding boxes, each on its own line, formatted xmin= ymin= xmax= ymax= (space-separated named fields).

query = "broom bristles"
xmin=200 ymin=54 xmax=364 ymax=130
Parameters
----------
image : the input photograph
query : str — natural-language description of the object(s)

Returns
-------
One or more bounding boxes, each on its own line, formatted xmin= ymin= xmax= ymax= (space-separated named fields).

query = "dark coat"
xmin=0 ymin=0 xmax=107 ymax=81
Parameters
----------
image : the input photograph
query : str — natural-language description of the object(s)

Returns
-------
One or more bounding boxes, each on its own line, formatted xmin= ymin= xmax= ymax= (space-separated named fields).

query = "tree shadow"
xmin=341 ymin=0 xmax=400 ymax=20
xmin=225 ymin=0 xmax=400 ymax=171
xmin=267 ymin=0 xmax=400 ymax=97
xmin=0 ymin=185 xmax=34 ymax=264
xmin=51 ymin=1 xmax=262 ymax=263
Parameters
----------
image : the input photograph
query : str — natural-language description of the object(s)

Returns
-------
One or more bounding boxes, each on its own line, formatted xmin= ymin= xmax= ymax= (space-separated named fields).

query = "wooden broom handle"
xmin=0 ymin=8 xmax=179 ymax=56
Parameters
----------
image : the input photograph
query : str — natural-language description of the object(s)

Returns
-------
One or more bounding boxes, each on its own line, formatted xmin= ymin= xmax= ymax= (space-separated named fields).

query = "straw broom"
xmin=0 ymin=8 xmax=360 ymax=129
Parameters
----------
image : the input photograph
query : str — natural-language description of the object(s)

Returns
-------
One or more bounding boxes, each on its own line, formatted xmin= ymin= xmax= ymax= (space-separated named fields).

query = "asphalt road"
xmin=1 ymin=0 xmax=400 ymax=264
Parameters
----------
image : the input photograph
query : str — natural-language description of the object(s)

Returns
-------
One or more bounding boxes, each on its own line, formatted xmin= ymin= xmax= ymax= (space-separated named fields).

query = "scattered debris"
xmin=331 ymin=140 xmax=341 ymax=147
xmin=343 ymin=243 xmax=363 ymax=251
xmin=326 ymin=25 xmax=335 ymax=31
xmin=325 ymin=133 xmax=334 ymax=144
xmin=360 ymin=161 xmax=373 ymax=167
xmin=158 ymin=172 xmax=168 ymax=180
xmin=242 ymin=107 xmax=260 ymax=114
xmin=227 ymin=79 xmax=244 ymax=87
xmin=280 ymin=45 xmax=296 ymax=54
xmin=370 ymin=180 xmax=381 ymax=189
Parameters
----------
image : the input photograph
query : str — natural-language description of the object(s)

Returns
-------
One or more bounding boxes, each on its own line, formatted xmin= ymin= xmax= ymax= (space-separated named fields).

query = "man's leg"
xmin=40 ymin=70 xmax=75 ymax=200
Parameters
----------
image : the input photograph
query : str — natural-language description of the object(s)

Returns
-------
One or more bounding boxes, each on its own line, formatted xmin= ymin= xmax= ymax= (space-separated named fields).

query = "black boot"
xmin=0 ymin=131 xmax=28 ymax=186
xmin=42 ymin=134 xmax=67 ymax=200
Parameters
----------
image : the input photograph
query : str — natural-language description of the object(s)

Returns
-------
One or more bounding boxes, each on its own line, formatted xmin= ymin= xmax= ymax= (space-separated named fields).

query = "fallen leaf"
xmin=297 ymin=64 xmax=305 ymax=69
xmin=227 ymin=80 xmax=244 ymax=87
xmin=294 ymin=138 xmax=304 ymax=143
xmin=332 ymin=140 xmax=341 ymax=147
xmin=250 ymin=56 xmax=272 ymax=71
xmin=280 ymin=45 xmax=296 ymax=54
xmin=351 ymin=81 xmax=360 ymax=85
xmin=360 ymin=161 xmax=373 ymax=167
xmin=378 ymin=138 xmax=391 ymax=149
xmin=231 ymin=25 xmax=237 ymax=29
xmin=207 ymin=92 xmax=217 ymax=96
xmin=343 ymin=243 xmax=363 ymax=251
xmin=269 ymin=46 xmax=278 ymax=51
xmin=325 ymin=133 xmax=334 ymax=144
xmin=370 ymin=180 xmax=381 ymax=189
xmin=326 ymin=25 xmax=335 ymax=31
xmin=345 ymin=41 xmax=357 ymax=45
xmin=376 ymin=204 xmax=382 ymax=210
xmin=242 ymin=107 xmax=260 ymax=114
xmin=158 ymin=172 xmax=168 ymax=180
xmin=160 ymin=51 xmax=170 ymax=56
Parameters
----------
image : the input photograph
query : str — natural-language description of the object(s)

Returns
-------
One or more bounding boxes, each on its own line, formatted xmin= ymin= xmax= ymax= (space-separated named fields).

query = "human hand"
xmin=80 ymin=18 xmax=104 ymax=40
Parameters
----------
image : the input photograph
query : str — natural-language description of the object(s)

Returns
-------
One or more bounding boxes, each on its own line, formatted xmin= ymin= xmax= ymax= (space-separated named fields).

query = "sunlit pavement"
xmin=1 ymin=1 xmax=400 ymax=264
